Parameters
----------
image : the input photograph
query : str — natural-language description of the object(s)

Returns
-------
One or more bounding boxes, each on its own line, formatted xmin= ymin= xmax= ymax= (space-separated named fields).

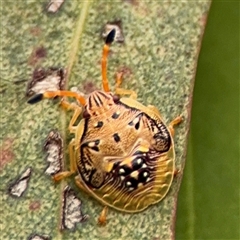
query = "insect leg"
xmin=60 ymin=100 xmax=82 ymax=134
xmin=115 ymin=72 xmax=123 ymax=89
xmin=74 ymin=176 xmax=92 ymax=193
xmin=114 ymin=71 xmax=137 ymax=98
xmin=115 ymin=87 xmax=137 ymax=99
xmin=168 ymin=116 xmax=183 ymax=136
xmin=102 ymin=29 xmax=116 ymax=92
xmin=27 ymin=90 xmax=86 ymax=106
xmin=98 ymin=206 xmax=108 ymax=226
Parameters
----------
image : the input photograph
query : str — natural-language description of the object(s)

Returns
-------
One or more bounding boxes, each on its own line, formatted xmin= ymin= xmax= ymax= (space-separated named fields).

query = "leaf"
xmin=0 ymin=1 xmax=210 ymax=239
xmin=176 ymin=2 xmax=239 ymax=239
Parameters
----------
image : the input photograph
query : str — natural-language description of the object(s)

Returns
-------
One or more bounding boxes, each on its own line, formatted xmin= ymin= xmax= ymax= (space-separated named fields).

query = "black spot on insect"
xmin=125 ymin=178 xmax=138 ymax=189
xmin=95 ymin=121 xmax=103 ymax=128
xmin=131 ymin=157 xmax=143 ymax=170
xmin=95 ymin=139 xmax=100 ymax=145
xmin=117 ymin=165 xmax=132 ymax=176
xmin=91 ymin=146 xmax=99 ymax=152
xmin=138 ymin=170 xmax=150 ymax=183
xmin=135 ymin=121 xmax=140 ymax=130
xmin=128 ymin=120 xmax=134 ymax=126
xmin=113 ymin=161 xmax=120 ymax=169
xmin=113 ymin=133 xmax=120 ymax=142
xmin=111 ymin=112 xmax=120 ymax=119
xmin=128 ymin=117 xmax=140 ymax=130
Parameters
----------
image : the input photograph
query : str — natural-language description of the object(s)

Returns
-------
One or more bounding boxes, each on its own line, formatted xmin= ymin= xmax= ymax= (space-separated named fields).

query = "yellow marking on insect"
xmin=130 ymin=171 xmax=139 ymax=179
xmin=88 ymin=142 xmax=95 ymax=147
xmin=119 ymin=156 xmax=134 ymax=167
xmin=138 ymin=145 xmax=149 ymax=153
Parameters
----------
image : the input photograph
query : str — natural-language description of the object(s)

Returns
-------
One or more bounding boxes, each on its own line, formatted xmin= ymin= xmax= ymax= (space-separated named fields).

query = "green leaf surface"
xmin=176 ymin=2 xmax=239 ymax=240
xmin=1 ymin=1 xmax=210 ymax=239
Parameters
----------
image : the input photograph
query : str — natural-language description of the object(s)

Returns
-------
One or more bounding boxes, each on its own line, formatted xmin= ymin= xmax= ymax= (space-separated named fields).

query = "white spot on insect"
xmin=61 ymin=186 xmax=88 ymax=230
xmin=119 ymin=168 xmax=125 ymax=174
xmin=120 ymin=176 xmax=125 ymax=181
xmin=128 ymin=187 xmax=134 ymax=191
xmin=137 ymin=158 xmax=143 ymax=165
xmin=142 ymin=163 xmax=147 ymax=168
xmin=132 ymin=117 xmax=139 ymax=125
xmin=88 ymin=142 xmax=95 ymax=147
xmin=126 ymin=181 xmax=132 ymax=186
xmin=143 ymin=171 xmax=149 ymax=177
xmin=138 ymin=183 xmax=143 ymax=188
xmin=146 ymin=177 xmax=151 ymax=183
xmin=8 ymin=167 xmax=32 ymax=198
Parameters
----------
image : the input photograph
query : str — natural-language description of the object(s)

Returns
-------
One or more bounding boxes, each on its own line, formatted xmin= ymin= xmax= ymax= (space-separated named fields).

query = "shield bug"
xmin=28 ymin=29 xmax=182 ymax=223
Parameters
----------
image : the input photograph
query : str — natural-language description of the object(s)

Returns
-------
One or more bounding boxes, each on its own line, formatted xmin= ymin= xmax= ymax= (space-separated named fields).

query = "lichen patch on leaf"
xmin=61 ymin=186 xmax=89 ymax=231
xmin=26 ymin=68 xmax=66 ymax=97
xmin=82 ymin=81 xmax=98 ymax=94
xmin=43 ymin=130 xmax=63 ymax=176
xmin=27 ymin=233 xmax=51 ymax=240
xmin=29 ymin=200 xmax=41 ymax=211
xmin=28 ymin=46 xmax=47 ymax=66
xmin=46 ymin=0 xmax=65 ymax=13
xmin=8 ymin=167 xmax=32 ymax=198
xmin=0 ymin=138 xmax=15 ymax=170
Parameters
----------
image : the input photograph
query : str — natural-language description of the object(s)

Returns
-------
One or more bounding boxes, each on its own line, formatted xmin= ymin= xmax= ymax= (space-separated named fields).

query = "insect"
xmin=28 ymin=29 xmax=182 ymax=223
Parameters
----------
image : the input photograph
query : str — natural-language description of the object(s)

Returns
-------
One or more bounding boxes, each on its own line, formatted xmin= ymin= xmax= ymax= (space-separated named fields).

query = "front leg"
xmin=114 ymin=71 xmax=137 ymax=99
xmin=53 ymin=101 xmax=84 ymax=182
xmin=60 ymin=100 xmax=82 ymax=134
xmin=115 ymin=87 xmax=137 ymax=99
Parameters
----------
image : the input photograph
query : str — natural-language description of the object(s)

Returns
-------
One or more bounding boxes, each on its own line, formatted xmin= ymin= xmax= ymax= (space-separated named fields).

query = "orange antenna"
xmin=28 ymin=90 xmax=86 ymax=105
xmin=101 ymin=29 xmax=116 ymax=92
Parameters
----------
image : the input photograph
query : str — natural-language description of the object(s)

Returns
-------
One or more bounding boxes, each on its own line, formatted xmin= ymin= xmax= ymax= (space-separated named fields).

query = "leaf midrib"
xmin=57 ymin=1 xmax=91 ymax=239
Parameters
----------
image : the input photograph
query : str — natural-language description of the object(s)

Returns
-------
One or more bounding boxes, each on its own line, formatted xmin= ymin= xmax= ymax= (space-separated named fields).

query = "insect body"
xmin=28 ymin=29 xmax=181 ymax=217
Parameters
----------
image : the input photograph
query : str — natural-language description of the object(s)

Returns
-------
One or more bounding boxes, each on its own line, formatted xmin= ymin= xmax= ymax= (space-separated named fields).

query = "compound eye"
xmin=112 ymin=94 xmax=120 ymax=103
xmin=82 ymin=109 xmax=91 ymax=118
